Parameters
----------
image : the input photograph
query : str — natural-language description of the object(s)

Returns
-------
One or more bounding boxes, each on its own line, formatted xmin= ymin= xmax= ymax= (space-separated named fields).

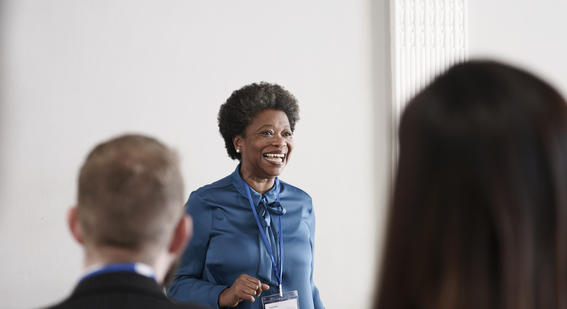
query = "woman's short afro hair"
xmin=218 ymin=82 xmax=299 ymax=160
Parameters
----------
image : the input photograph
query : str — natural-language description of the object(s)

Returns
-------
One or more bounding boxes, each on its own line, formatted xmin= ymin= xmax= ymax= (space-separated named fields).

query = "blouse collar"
xmin=230 ymin=164 xmax=279 ymax=205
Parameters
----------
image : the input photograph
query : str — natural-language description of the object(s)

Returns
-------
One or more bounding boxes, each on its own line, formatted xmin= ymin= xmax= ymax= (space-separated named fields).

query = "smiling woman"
xmin=235 ymin=109 xmax=294 ymax=192
xmin=167 ymin=83 xmax=324 ymax=309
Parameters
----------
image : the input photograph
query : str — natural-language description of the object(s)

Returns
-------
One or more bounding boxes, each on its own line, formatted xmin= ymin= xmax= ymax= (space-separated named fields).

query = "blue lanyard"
xmin=244 ymin=178 xmax=284 ymax=295
xmin=80 ymin=263 xmax=156 ymax=282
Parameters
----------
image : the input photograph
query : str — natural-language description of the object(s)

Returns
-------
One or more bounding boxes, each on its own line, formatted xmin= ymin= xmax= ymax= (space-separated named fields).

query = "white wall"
xmin=0 ymin=1 xmax=391 ymax=308
xmin=468 ymin=0 xmax=567 ymax=94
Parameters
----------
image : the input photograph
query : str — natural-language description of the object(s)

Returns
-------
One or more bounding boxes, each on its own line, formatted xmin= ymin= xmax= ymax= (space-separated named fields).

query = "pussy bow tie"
xmin=256 ymin=197 xmax=286 ymax=228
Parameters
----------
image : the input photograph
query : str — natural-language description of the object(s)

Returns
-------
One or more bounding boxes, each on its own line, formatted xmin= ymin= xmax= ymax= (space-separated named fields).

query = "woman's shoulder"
xmin=279 ymin=180 xmax=312 ymax=202
xmin=189 ymin=174 xmax=234 ymax=202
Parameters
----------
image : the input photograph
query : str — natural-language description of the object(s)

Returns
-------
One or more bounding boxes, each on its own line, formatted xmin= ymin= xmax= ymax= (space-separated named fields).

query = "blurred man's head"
xmin=68 ymin=134 xmax=190 ymax=280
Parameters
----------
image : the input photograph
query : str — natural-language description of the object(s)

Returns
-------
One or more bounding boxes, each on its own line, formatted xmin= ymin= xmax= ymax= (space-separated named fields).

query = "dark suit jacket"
xmin=44 ymin=272 xmax=210 ymax=309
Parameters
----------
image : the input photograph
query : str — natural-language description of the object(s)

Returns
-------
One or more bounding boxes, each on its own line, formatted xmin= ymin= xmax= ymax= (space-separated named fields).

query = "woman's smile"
xmin=263 ymin=151 xmax=287 ymax=165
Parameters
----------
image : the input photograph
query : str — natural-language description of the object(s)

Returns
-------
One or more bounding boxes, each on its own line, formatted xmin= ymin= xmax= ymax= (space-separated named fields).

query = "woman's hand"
xmin=218 ymin=274 xmax=270 ymax=307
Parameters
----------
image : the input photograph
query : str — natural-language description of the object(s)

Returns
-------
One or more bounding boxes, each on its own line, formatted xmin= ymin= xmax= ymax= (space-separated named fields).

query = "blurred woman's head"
xmin=218 ymin=82 xmax=299 ymax=178
xmin=376 ymin=60 xmax=567 ymax=309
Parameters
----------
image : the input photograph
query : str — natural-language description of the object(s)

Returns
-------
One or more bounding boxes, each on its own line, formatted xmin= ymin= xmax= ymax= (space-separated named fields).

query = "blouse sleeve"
xmin=307 ymin=197 xmax=325 ymax=309
xmin=167 ymin=191 xmax=228 ymax=309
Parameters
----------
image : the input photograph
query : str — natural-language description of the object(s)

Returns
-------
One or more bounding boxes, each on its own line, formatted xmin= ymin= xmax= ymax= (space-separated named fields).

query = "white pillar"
xmin=390 ymin=0 xmax=467 ymax=161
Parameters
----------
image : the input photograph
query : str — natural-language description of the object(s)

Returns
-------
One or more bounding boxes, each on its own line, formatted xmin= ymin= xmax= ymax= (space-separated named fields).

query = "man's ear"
xmin=168 ymin=215 xmax=192 ymax=255
xmin=67 ymin=206 xmax=84 ymax=244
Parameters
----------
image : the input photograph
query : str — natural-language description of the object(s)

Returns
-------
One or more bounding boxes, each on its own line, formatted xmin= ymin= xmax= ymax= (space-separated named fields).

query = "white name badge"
xmin=262 ymin=290 xmax=299 ymax=309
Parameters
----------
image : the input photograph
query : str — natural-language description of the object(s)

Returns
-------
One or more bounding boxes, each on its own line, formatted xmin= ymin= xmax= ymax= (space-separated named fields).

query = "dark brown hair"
xmin=375 ymin=60 xmax=567 ymax=309
xmin=77 ymin=134 xmax=184 ymax=259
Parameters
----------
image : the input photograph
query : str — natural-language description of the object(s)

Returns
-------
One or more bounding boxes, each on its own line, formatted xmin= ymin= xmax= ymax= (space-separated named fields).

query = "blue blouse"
xmin=167 ymin=165 xmax=324 ymax=309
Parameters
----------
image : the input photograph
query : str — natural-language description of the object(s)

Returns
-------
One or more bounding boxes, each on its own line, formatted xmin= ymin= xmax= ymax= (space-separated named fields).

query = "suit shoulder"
xmin=41 ymin=298 xmax=71 ymax=309
xmin=42 ymin=295 xmax=211 ymax=309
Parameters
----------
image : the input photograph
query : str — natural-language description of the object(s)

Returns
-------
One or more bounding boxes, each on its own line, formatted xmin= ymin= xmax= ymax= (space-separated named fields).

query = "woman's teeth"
xmin=264 ymin=153 xmax=285 ymax=163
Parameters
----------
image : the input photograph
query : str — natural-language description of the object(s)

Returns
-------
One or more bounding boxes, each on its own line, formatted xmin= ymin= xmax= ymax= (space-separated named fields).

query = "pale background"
xmin=468 ymin=0 xmax=567 ymax=95
xmin=1 ymin=1 xmax=567 ymax=308
xmin=0 ymin=1 xmax=390 ymax=308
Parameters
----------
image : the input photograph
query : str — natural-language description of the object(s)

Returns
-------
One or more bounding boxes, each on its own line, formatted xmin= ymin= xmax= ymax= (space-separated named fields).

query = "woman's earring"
xmin=236 ymin=148 xmax=240 ymax=153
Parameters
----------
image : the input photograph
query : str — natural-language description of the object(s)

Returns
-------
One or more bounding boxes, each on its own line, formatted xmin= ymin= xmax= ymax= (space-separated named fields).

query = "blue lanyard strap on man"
xmin=244 ymin=177 xmax=285 ymax=297
xmin=80 ymin=263 xmax=157 ymax=282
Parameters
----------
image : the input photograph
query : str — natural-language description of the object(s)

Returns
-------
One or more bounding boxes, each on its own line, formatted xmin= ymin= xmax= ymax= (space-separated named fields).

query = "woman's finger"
xmin=239 ymin=274 xmax=255 ymax=281
xmin=256 ymin=283 xmax=271 ymax=297
xmin=240 ymin=278 xmax=258 ymax=288
xmin=241 ymin=286 xmax=257 ymax=296
xmin=235 ymin=274 xmax=268 ymax=300
xmin=237 ymin=292 xmax=255 ymax=303
xmin=239 ymin=276 xmax=263 ymax=292
xmin=243 ymin=276 xmax=260 ymax=285
xmin=235 ymin=282 xmax=257 ymax=295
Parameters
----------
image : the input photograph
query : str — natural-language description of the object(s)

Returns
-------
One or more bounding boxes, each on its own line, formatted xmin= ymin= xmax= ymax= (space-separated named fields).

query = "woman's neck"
xmin=240 ymin=166 xmax=275 ymax=194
